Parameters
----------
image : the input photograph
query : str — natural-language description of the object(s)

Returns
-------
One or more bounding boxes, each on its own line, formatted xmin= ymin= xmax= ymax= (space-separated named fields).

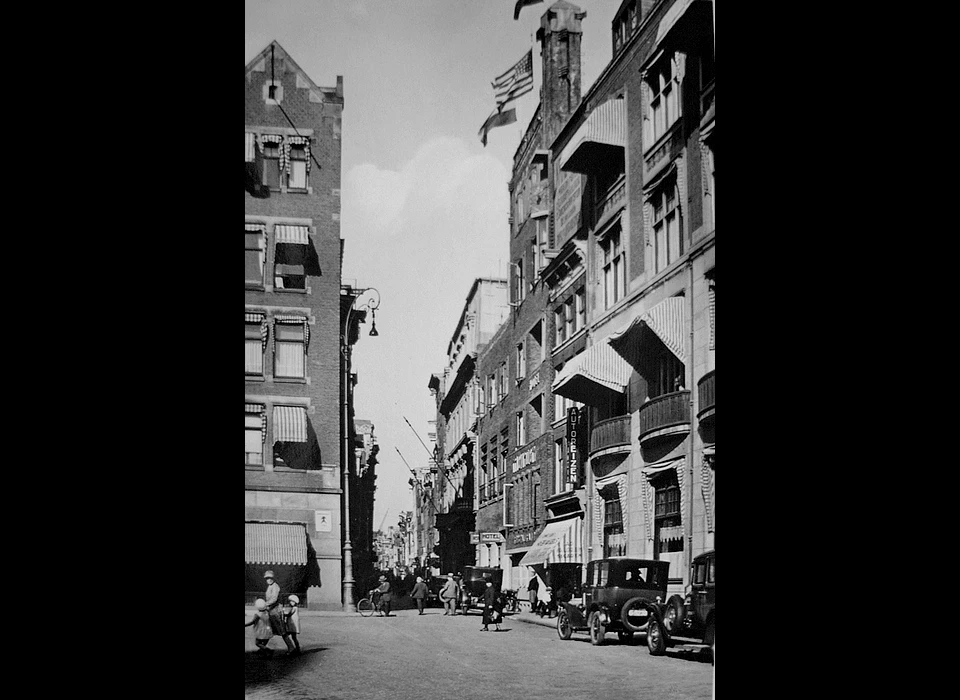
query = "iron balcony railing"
xmin=589 ymin=414 xmax=631 ymax=455
xmin=697 ymin=370 xmax=715 ymax=418
xmin=637 ymin=390 xmax=691 ymax=441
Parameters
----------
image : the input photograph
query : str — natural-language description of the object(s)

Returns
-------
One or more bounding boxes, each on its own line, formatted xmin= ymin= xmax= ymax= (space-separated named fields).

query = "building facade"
xmin=429 ymin=278 xmax=510 ymax=575
xmin=244 ymin=41 xmax=353 ymax=610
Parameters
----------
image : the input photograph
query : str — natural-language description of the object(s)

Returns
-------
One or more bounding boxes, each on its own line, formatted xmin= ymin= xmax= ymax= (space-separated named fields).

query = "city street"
xmin=245 ymin=608 xmax=714 ymax=699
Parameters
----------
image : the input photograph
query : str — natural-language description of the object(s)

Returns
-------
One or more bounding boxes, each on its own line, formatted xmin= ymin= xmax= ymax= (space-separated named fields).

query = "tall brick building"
xmin=244 ymin=41 xmax=354 ymax=610
xmin=469 ymin=0 xmax=715 ymax=603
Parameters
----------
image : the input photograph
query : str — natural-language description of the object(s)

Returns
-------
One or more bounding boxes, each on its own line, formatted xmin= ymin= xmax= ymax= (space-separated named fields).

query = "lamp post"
xmin=341 ymin=286 xmax=381 ymax=612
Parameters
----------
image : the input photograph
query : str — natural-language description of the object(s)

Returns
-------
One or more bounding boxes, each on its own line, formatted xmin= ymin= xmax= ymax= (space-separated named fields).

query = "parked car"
xmin=458 ymin=566 xmax=502 ymax=613
xmin=657 ymin=550 xmax=715 ymax=658
xmin=556 ymin=557 xmax=669 ymax=649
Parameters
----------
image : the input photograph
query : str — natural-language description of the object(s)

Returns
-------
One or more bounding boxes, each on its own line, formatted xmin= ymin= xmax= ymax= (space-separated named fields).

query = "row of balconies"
xmin=588 ymin=370 xmax=714 ymax=455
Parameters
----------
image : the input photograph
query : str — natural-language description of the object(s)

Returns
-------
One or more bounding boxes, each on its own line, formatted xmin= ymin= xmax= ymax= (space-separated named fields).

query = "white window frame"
xmin=287 ymin=144 xmax=308 ymax=189
xmin=601 ymin=230 xmax=626 ymax=309
xmin=516 ymin=341 xmax=526 ymax=381
xmin=245 ymin=322 xmax=263 ymax=375
xmin=274 ymin=322 xmax=306 ymax=379
xmin=650 ymin=181 xmax=682 ymax=274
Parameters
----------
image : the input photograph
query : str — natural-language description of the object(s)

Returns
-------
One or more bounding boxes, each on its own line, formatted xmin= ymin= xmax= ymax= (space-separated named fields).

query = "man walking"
xmin=439 ymin=573 xmax=460 ymax=616
xmin=411 ymin=576 xmax=429 ymax=615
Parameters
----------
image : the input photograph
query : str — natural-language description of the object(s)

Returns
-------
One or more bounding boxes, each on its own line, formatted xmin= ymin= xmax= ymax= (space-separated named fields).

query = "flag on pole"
xmin=492 ymin=49 xmax=534 ymax=109
xmin=478 ymin=106 xmax=518 ymax=147
xmin=514 ymin=0 xmax=544 ymax=20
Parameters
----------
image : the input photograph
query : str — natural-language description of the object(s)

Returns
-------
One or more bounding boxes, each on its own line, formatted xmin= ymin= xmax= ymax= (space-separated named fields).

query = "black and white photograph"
xmin=245 ymin=1 xmax=715 ymax=697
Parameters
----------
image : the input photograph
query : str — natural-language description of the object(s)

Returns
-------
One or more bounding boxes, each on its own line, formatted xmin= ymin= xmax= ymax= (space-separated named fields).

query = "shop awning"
xmin=273 ymin=405 xmax=307 ymax=443
xmin=275 ymin=225 xmax=310 ymax=245
xmin=552 ymin=341 xmax=634 ymax=403
xmin=245 ymin=521 xmax=308 ymax=565
xmin=559 ymin=98 xmax=626 ymax=174
xmin=608 ymin=296 xmax=686 ymax=363
xmin=519 ymin=515 xmax=582 ymax=567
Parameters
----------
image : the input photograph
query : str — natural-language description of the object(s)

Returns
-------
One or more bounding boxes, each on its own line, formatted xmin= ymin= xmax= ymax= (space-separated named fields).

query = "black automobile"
xmin=458 ymin=566 xmax=503 ymax=613
xmin=556 ymin=557 xmax=669 ymax=650
xmin=658 ymin=550 xmax=715 ymax=657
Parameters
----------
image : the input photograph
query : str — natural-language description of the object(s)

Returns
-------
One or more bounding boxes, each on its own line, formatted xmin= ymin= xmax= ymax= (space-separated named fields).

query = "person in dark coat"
xmin=480 ymin=581 xmax=502 ymax=631
xmin=527 ymin=574 xmax=539 ymax=612
xmin=374 ymin=575 xmax=394 ymax=616
xmin=411 ymin=576 xmax=429 ymax=615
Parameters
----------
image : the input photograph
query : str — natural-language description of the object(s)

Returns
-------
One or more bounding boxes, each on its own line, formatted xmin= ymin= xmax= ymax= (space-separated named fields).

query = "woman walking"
xmin=263 ymin=570 xmax=296 ymax=654
xmin=480 ymin=581 xmax=502 ymax=632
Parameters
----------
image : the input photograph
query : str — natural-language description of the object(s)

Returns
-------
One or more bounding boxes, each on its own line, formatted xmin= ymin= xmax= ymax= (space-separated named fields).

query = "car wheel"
xmin=662 ymin=595 xmax=686 ymax=635
xmin=620 ymin=597 xmax=652 ymax=633
xmin=647 ymin=618 xmax=667 ymax=656
xmin=617 ymin=630 xmax=634 ymax=643
xmin=557 ymin=610 xmax=573 ymax=640
xmin=588 ymin=611 xmax=606 ymax=646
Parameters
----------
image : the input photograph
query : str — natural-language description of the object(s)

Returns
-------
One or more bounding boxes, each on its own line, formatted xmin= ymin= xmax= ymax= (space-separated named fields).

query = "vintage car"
xmin=556 ymin=557 xmax=669 ymax=648
xmin=459 ymin=566 xmax=503 ymax=613
xmin=657 ymin=550 xmax=715 ymax=657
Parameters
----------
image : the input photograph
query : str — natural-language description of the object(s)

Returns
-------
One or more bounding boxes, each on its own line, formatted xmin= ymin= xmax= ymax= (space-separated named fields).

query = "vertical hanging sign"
xmin=566 ymin=407 xmax=581 ymax=487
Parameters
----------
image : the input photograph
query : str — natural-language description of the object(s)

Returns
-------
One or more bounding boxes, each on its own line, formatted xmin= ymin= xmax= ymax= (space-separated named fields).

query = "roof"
xmin=244 ymin=40 xmax=343 ymax=103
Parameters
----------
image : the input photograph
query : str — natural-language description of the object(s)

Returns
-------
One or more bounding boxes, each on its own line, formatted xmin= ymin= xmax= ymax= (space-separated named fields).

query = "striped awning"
xmin=244 ymin=403 xmax=264 ymax=414
xmin=559 ymin=98 xmax=626 ymax=173
xmin=552 ymin=341 xmax=633 ymax=403
xmin=519 ymin=515 xmax=582 ymax=567
xmin=608 ymin=297 xmax=686 ymax=363
xmin=245 ymin=521 xmax=308 ymax=565
xmin=245 ymin=133 xmax=257 ymax=162
xmin=273 ymin=405 xmax=307 ymax=443
xmin=245 ymin=222 xmax=266 ymax=233
xmin=275 ymin=225 xmax=309 ymax=245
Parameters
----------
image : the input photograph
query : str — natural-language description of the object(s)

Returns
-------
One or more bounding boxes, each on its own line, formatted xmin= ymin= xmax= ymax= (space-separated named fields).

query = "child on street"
xmin=245 ymin=599 xmax=274 ymax=656
xmin=283 ymin=595 xmax=302 ymax=655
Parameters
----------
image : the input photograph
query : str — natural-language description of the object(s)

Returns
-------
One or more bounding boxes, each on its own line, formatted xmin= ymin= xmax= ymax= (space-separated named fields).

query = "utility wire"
xmin=270 ymin=45 xmax=324 ymax=173
xmin=396 ymin=447 xmax=440 ymax=515
xmin=402 ymin=415 xmax=459 ymax=496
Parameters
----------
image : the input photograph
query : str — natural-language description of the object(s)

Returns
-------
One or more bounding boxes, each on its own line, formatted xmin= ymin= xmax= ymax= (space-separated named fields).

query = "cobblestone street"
xmin=245 ymin=608 xmax=714 ymax=699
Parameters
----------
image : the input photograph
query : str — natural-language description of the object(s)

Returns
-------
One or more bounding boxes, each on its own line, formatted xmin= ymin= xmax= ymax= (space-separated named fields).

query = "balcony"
xmin=697 ymin=370 xmax=715 ymax=421
xmin=637 ymin=390 xmax=691 ymax=447
xmin=590 ymin=414 xmax=631 ymax=457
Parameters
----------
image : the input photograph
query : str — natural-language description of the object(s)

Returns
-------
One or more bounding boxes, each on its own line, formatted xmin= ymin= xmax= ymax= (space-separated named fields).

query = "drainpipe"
xmin=686 ymin=261 xmax=695 ymax=581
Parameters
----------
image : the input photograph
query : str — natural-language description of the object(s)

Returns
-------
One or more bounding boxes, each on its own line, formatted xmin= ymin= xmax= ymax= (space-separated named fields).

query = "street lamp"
xmin=341 ymin=286 xmax=381 ymax=612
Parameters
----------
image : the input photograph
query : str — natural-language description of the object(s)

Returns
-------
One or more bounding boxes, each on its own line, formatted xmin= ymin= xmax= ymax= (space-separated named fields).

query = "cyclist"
xmin=369 ymin=575 xmax=394 ymax=617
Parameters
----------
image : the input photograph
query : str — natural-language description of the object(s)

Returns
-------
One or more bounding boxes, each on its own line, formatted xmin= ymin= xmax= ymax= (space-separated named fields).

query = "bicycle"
xmin=357 ymin=591 xmax=384 ymax=617
xmin=500 ymin=589 xmax=519 ymax=614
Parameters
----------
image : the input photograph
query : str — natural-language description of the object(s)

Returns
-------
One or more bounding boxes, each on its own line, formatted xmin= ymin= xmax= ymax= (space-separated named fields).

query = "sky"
xmin=245 ymin=0 xmax=615 ymax=533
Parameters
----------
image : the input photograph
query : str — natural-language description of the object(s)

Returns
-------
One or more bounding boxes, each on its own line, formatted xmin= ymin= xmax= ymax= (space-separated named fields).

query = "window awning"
xmin=655 ymin=0 xmax=699 ymax=45
xmin=275 ymin=225 xmax=310 ymax=245
xmin=552 ymin=341 xmax=634 ymax=403
xmin=608 ymin=296 xmax=686 ymax=363
xmin=559 ymin=98 xmax=626 ymax=174
xmin=519 ymin=515 xmax=582 ymax=567
xmin=273 ymin=405 xmax=307 ymax=443
xmin=245 ymin=521 xmax=308 ymax=565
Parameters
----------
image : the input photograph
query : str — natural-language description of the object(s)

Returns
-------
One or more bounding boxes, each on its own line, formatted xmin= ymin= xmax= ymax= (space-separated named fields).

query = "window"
xmin=576 ymin=288 xmax=585 ymax=330
xmin=645 ymin=57 xmax=682 ymax=144
xmin=274 ymin=319 xmax=306 ymax=378
xmin=479 ymin=443 xmax=489 ymax=502
xmin=245 ymin=225 xmax=265 ymax=286
xmin=499 ymin=362 xmax=508 ymax=401
xmin=287 ymin=143 xmax=308 ymax=189
xmin=554 ymin=438 xmax=564 ymax=495
xmin=516 ymin=341 xmax=525 ymax=381
xmin=487 ymin=374 xmax=496 ymax=410
xmin=651 ymin=183 xmax=682 ymax=273
xmin=245 ymin=319 xmax=264 ymax=375
xmin=499 ymin=429 xmax=510 ymax=494
xmin=245 ymin=405 xmax=264 ymax=465
xmin=516 ymin=410 xmax=526 ymax=447
xmin=274 ymin=225 xmax=310 ymax=290
xmin=534 ymin=217 xmax=549 ymax=271
xmin=603 ymin=496 xmax=626 ymax=557
xmin=261 ymin=135 xmax=283 ymax=189
xmin=555 ymin=306 xmax=566 ymax=346
xmin=601 ymin=230 xmax=626 ymax=309
xmin=515 ymin=257 xmax=526 ymax=303
xmin=654 ymin=470 xmax=683 ymax=555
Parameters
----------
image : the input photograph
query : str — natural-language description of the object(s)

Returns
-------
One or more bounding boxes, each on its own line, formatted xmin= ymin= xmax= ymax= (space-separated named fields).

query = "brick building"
xmin=244 ymin=41 xmax=359 ymax=610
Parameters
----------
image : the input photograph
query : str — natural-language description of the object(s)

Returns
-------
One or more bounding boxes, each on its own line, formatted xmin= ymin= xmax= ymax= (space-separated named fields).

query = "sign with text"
xmin=512 ymin=447 xmax=537 ymax=473
xmin=479 ymin=532 xmax=505 ymax=543
xmin=566 ymin=407 xmax=582 ymax=488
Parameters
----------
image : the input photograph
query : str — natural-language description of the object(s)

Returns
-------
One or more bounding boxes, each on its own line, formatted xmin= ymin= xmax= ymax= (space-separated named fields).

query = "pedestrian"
xmin=263 ymin=570 xmax=297 ymax=654
xmin=282 ymin=594 xmax=302 ymax=655
xmin=411 ymin=576 xmax=429 ymax=615
xmin=375 ymin=574 xmax=394 ymax=616
xmin=527 ymin=574 xmax=539 ymax=612
xmin=480 ymin=581 xmax=502 ymax=631
xmin=245 ymin=599 xmax=274 ymax=656
xmin=439 ymin=573 xmax=460 ymax=616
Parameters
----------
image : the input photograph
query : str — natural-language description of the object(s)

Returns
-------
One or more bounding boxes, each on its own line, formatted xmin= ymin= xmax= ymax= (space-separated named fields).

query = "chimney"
xmin=537 ymin=1 xmax=586 ymax=145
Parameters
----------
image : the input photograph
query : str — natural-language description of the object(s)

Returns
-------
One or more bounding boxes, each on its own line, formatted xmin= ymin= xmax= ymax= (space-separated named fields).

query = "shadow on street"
xmin=245 ymin=647 xmax=326 ymax=686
